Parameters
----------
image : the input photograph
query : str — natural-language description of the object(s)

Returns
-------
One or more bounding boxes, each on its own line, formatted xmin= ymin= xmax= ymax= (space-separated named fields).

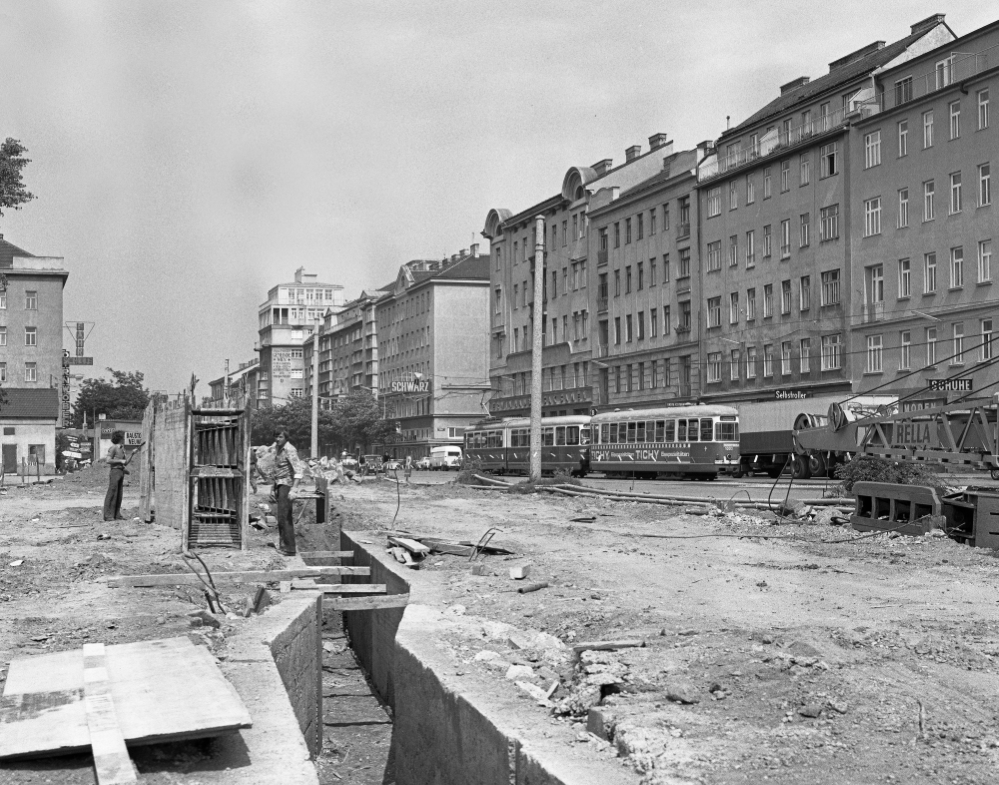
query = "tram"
xmin=589 ymin=405 xmax=740 ymax=480
xmin=463 ymin=415 xmax=592 ymax=476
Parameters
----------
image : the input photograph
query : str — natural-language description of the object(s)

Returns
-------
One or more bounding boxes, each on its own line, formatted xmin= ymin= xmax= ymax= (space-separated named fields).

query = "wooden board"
xmin=289 ymin=582 xmax=386 ymax=593
xmin=0 ymin=636 xmax=251 ymax=760
xmin=299 ymin=551 xmax=354 ymax=559
xmin=82 ymin=643 xmax=137 ymax=784
xmin=328 ymin=593 xmax=410 ymax=611
xmin=106 ymin=566 xmax=370 ymax=587
xmin=138 ymin=400 xmax=155 ymax=524
xmin=387 ymin=536 xmax=430 ymax=554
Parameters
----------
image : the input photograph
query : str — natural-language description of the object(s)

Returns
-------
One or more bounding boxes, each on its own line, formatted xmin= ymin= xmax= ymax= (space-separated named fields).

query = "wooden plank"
xmin=289 ymin=582 xmax=386 ymax=594
xmin=107 ymin=566 xmax=370 ymax=588
xmin=0 ymin=637 xmax=250 ymax=760
xmin=572 ymin=639 xmax=647 ymax=657
xmin=328 ymin=593 xmax=410 ymax=611
xmin=387 ymin=536 xmax=431 ymax=554
xmin=299 ymin=551 xmax=354 ymax=559
xmin=82 ymin=643 xmax=137 ymax=784
xmin=138 ymin=400 xmax=155 ymax=523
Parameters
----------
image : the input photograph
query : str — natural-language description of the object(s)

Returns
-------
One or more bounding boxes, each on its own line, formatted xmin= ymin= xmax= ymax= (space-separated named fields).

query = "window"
xmin=780 ymin=219 xmax=791 ymax=258
xmin=979 ymin=240 xmax=993 ymax=282
xmin=613 ymin=270 xmax=620 ymax=296
xmin=900 ymin=330 xmax=911 ymax=369
xmin=613 ymin=317 xmax=621 ymax=345
xmin=866 ymin=335 xmax=883 ymax=373
xmin=707 ymin=352 xmax=722 ymax=383
xmin=746 ymin=230 xmax=755 ymax=267
xmin=728 ymin=236 xmax=738 ymax=268
xmin=763 ymin=344 xmax=774 ymax=377
xmin=730 ymin=350 xmax=740 ymax=381
xmin=863 ymin=197 xmax=882 ymax=237
xmin=0 ymin=326 xmax=6 ymax=346
xmin=729 ymin=181 xmax=738 ymax=210
xmin=799 ymin=213 xmax=810 ymax=247
xmin=729 ymin=292 xmax=739 ymax=324
xmin=923 ymin=110 xmax=934 ymax=148
xmin=649 ymin=209 xmax=656 ymax=236
xmin=924 ymin=253 xmax=937 ymax=293
xmin=899 ymin=258 xmax=911 ymax=297
xmin=551 ymin=271 xmax=557 ymax=299
xmin=950 ymin=172 xmax=962 ymax=214
xmin=679 ymin=248 xmax=690 ymax=278
xmin=0 ymin=362 xmax=4 ymax=382
xmin=820 ymin=142 xmax=839 ymax=177
xmin=780 ymin=159 xmax=790 ymax=192
xmin=626 ymin=364 xmax=633 ymax=392
xmin=821 ymin=269 xmax=840 ymax=305
xmin=0 ymin=293 xmax=5 ymax=309
xmin=25 ymin=362 xmax=37 ymax=382
xmin=650 ymin=307 xmax=658 ymax=337
xmin=983 ymin=319 xmax=994 ymax=361
xmin=746 ymin=176 xmax=755 ymax=203
xmin=781 ymin=280 xmax=791 ymax=315
xmin=636 ymin=213 xmax=644 ymax=240
xmin=950 ymin=247 xmax=964 ymax=288
xmin=679 ymin=197 xmax=690 ymax=230
xmin=926 ymin=327 xmax=938 ymax=365
xmin=625 ymin=266 xmax=632 ymax=293
xmin=25 ymin=290 xmax=37 ymax=310
xmin=613 ymin=223 xmax=620 ymax=248
xmin=706 ymin=187 xmax=721 ymax=217
xmin=820 ymin=101 xmax=830 ymax=130
xmin=898 ymin=119 xmax=908 ymax=156
xmin=763 ymin=284 xmax=773 ymax=318
xmin=663 ymin=305 xmax=671 ymax=334
xmin=707 ymin=241 xmax=721 ymax=271
xmin=923 ymin=180 xmax=935 ymax=221
xmin=24 ymin=326 xmax=36 ymax=346
xmin=650 ymin=258 xmax=657 ymax=286
xmin=625 ymin=218 xmax=632 ymax=244
xmin=949 ymin=101 xmax=960 ymax=140
xmin=820 ymin=204 xmax=839 ymax=241
xmin=707 ymin=297 xmax=721 ymax=328
xmin=864 ymin=131 xmax=881 ymax=168
xmin=953 ymin=323 xmax=965 ymax=364
xmin=662 ymin=204 xmax=670 ymax=230
xmin=821 ymin=334 xmax=842 ymax=370
xmin=898 ymin=188 xmax=909 ymax=228
xmin=980 ymin=164 xmax=991 ymax=207
xmin=799 ymin=276 xmax=811 ymax=311
xmin=800 ymin=338 xmax=811 ymax=374
xmin=625 ymin=314 xmax=633 ymax=342
xmin=979 ymin=88 xmax=990 ymax=130
xmin=637 ymin=311 xmax=645 ymax=340
xmin=662 ymin=254 xmax=669 ymax=281
xmin=746 ymin=346 xmax=758 ymax=379
xmin=895 ymin=77 xmax=913 ymax=106
xmin=779 ymin=341 xmax=791 ymax=375
xmin=799 ymin=155 xmax=811 ymax=186
xmin=763 ymin=224 xmax=772 ymax=257
xmin=763 ymin=167 xmax=772 ymax=199
xmin=637 ymin=262 xmax=644 ymax=290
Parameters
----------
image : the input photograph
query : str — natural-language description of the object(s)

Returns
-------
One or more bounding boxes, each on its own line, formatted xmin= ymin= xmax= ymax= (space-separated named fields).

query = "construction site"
xmin=0 ymin=392 xmax=998 ymax=785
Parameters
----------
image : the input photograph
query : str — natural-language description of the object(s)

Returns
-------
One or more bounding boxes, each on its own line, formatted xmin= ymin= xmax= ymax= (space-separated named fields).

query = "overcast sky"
xmin=0 ymin=1 xmax=993 ymax=393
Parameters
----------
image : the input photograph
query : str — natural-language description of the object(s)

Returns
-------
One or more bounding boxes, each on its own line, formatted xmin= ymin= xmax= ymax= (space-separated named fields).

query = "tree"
xmin=0 ymin=138 xmax=35 ymax=217
xmin=329 ymin=390 xmax=396 ymax=454
xmin=71 ymin=369 xmax=150 ymax=427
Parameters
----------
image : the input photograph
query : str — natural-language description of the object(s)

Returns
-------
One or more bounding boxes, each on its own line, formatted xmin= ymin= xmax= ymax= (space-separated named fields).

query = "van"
xmin=429 ymin=446 xmax=463 ymax=471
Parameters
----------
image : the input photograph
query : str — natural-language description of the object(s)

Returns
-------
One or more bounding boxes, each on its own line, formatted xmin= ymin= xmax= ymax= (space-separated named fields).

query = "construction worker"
xmin=271 ymin=430 xmax=304 ymax=556
xmin=104 ymin=432 xmax=143 ymax=521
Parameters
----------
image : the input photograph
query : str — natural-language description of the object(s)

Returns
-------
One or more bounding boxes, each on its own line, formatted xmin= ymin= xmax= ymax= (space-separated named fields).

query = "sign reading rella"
xmin=391 ymin=379 xmax=430 ymax=393
xmin=489 ymin=386 xmax=592 ymax=413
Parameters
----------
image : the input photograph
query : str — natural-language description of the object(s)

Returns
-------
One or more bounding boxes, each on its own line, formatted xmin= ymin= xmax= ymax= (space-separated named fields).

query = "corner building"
xmin=695 ymin=15 xmax=955 ymax=404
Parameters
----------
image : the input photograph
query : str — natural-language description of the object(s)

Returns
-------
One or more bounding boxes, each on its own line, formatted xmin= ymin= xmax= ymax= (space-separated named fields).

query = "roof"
xmin=0 ymin=236 xmax=35 ymax=269
xmin=0 ymin=388 xmax=59 ymax=419
xmin=723 ymin=27 xmax=932 ymax=138
xmin=431 ymin=253 xmax=490 ymax=282
xmin=603 ymin=150 xmax=699 ymax=208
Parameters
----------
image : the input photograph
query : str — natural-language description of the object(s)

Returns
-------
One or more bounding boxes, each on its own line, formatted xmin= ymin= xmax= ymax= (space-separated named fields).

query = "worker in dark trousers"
xmin=103 ymin=431 xmax=143 ymax=521
xmin=271 ymin=430 xmax=303 ymax=556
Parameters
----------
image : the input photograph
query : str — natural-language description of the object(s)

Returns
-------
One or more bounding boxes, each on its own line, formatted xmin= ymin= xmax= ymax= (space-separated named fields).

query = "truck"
xmin=735 ymin=393 xmax=896 ymax=479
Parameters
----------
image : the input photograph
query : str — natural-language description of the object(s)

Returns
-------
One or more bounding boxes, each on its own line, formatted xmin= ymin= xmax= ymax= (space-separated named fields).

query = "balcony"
xmin=677 ymin=277 xmax=691 ymax=295
xmin=597 ymin=296 xmax=608 ymax=313
xmin=677 ymin=223 xmax=690 ymax=240
xmin=863 ymin=301 xmax=885 ymax=323
xmin=598 ymin=344 xmax=609 ymax=358
xmin=597 ymin=248 xmax=608 ymax=267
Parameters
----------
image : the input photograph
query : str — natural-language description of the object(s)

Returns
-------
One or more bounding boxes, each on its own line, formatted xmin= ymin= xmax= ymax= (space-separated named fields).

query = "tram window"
xmin=492 ymin=431 xmax=503 ymax=448
xmin=580 ymin=427 xmax=591 ymax=445
xmin=716 ymin=421 xmax=739 ymax=441
xmin=627 ymin=422 xmax=637 ymax=443
xmin=609 ymin=423 xmax=619 ymax=442
xmin=566 ymin=426 xmax=579 ymax=445
xmin=664 ymin=419 xmax=676 ymax=441
xmin=687 ymin=420 xmax=700 ymax=441
xmin=543 ymin=428 xmax=554 ymax=446
xmin=599 ymin=424 xmax=608 ymax=443
xmin=677 ymin=419 xmax=687 ymax=441
xmin=556 ymin=426 xmax=566 ymax=446
xmin=654 ymin=420 xmax=665 ymax=441
xmin=636 ymin=421 xmax=646 ymax=442
xmin=700 ymin=419 xmax=714 ymax=441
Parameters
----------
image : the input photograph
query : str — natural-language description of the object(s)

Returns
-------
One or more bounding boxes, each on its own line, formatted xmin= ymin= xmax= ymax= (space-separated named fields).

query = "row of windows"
xmin=876 ymin=88 xmax=990 ymax=165
xmin=499 ymin=362 xmax=591 ymax=396
xmin=507 ymin=262 xmax=590 ymax=311
xmin=596 ymin=418 xmax=737 ymax=443
xmin=866 ymin=241 xmax=993 ymax=299
xmin=600 ymin=197 xmax=691 ymax=250
xmin=704 ymin=334 xmax=843 ymax=383
xmin=704 ymin=271 xmax=840 ymax=328
xmin=865 ymin=319 xmax=995 ymax=373
xmin=510 ymin=312 xmax=591 ymax=353
xmin=0 ymin=291 xmax=37 ymax=310
xmin=498 ymin=213 xmax=589 ymax=270
xmin=0 ymin=326 xmax=40 ymax=346
xmin=705 ymin=206 xmax=840 ymax=271
xmin=865 ymin=165 xmax=992 ymax=236
xmin=0 ymin=362 xmax=39 ymax=382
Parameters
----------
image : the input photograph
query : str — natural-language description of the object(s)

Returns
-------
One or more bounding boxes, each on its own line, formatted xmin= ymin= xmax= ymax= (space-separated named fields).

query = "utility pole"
xmin=311 ymin=320 xmax=320 ymax=459
xmin=529 ymin=215 xmax=545 ymax=481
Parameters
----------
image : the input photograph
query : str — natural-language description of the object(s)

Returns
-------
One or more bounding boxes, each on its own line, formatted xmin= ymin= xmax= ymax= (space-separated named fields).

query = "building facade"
xmin=0 ymin=235 xmax=69 ymax=473
xmin=256 ymin=267 xmax=345 ymax=406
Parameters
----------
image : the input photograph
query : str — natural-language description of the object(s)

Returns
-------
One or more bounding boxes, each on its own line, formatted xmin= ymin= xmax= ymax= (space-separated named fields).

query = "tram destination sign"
xmin=927 ymin=379 xmax=972 ymax=392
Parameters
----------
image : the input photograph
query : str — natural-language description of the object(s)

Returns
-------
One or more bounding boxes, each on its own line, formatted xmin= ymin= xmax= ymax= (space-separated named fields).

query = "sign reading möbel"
xmin=928 ymin=379 xmax=972 ymax=392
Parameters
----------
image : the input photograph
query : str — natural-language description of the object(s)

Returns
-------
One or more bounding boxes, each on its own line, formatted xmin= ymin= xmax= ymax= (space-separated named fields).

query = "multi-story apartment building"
xmin=206 ymin=358 xmax=260 ymax=406
xmin=695 ymin=15 xmax=955 ymax=405
xmin=850 ymin=17 xmax=999 ymax=400
xmin=0 ymin=235 xmax=69 ymax=473
xmin=303 ymin=248 xmax=491 ymax=458
xmin=483 ymin=135 xmax=680 ymax=417
xmin=256 ymin=267 xmax=345 ymax=406
xmin=587 ymin=144 xmax=707 ymax=406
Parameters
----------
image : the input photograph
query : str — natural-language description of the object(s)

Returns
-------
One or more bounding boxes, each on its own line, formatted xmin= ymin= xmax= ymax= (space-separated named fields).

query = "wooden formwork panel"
xmin=152 ymin=397 xmax=191 ymax=533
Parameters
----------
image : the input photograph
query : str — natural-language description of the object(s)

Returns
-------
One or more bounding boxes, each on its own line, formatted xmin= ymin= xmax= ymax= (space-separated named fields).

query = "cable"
xmin=390 ymin=465 xmax=401 ymax=528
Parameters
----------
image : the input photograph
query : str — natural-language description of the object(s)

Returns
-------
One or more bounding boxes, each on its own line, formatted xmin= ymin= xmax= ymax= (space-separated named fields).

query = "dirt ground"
xmin=340 ymin=477 xmax=999 ymax=785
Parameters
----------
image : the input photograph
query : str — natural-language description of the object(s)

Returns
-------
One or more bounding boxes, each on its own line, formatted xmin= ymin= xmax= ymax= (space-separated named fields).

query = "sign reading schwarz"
xmin=928 ymin=379 xmax=973 ymax=392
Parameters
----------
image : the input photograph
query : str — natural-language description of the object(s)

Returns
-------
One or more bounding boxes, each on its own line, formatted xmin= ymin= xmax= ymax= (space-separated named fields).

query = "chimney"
xmin=696 ymin=139 xmax=716 ymax=160
xmin=460 ymin=248 xmax=468 ymax=258
xmin=591 ymin=158 xmax=613 ymax=176
xmin=911 ymin=13 xmax=945 ymax=35
xmin=780 ymin=76 xmax=810 ymax=95
xmin=829 ymin=41 xmax=885 ymax=72
xmin=625 ymin=145 xmax=641 ymax=162
xmin=648 ymin=132 xmax=669 ymax=150
xmin=470 ymin=242 xmax=479 ymax=257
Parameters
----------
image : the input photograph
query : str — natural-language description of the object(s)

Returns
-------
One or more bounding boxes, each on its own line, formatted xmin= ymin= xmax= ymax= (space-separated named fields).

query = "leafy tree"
xmin=0 ymin=138 xmax=35 ymax=217
xmin=329 ymin=390 xmax=396 ymax=455
xmin=71 ymin=368 xmax=150 ymax=427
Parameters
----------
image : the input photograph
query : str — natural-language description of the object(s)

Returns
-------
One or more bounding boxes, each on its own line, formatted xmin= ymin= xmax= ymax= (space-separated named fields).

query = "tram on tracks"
xmin=589 ymin=405 xmax=740 ymax=480
xmin=462 ymin=415 xmax=592 ymax=476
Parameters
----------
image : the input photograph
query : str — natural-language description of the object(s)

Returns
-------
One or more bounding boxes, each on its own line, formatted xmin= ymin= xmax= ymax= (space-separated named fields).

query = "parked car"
xmin=429 ymin=446 xmax=463 ymax=471
xmin=416 ymin=457 xmax=431 ymax=470
xmin=383 ymin=459 xmax=403 ymax=471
